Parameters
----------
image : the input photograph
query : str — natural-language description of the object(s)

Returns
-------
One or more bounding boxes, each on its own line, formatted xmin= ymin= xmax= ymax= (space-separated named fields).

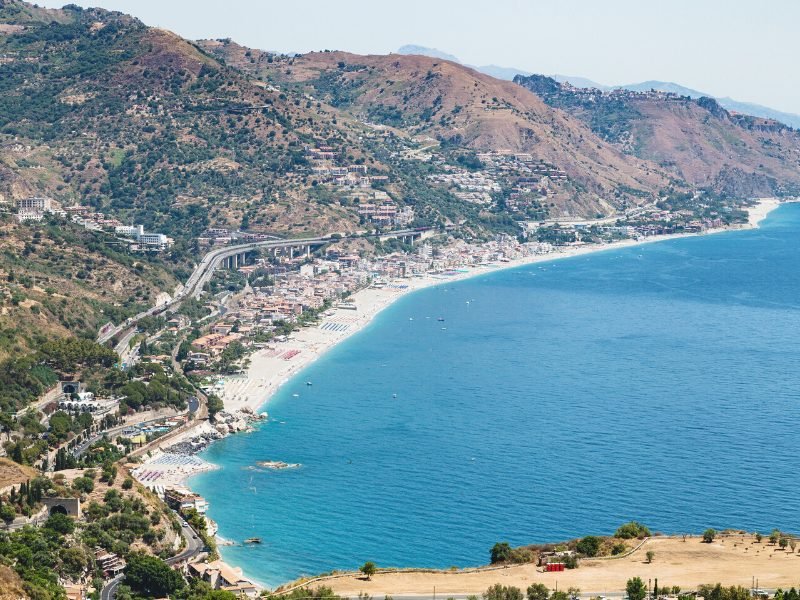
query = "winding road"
xmin=97 ymin=229 xmax=432 ymax=344
xmin=100 ymin=512 xmax=205 ymax=599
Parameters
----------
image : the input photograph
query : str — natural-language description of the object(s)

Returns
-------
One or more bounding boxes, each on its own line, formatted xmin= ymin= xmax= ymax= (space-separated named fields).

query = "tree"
xmin=646 ymin=550 xmax=655 ymax=563
xmin=626 ymin=577 xmax=647 ymax=600
xmin=779 ymin=537 xmax=789 ymax=550
xmin=483 ymin=585 xmax=523 ymax=600
xmin=60 ymin=546 xmax=91 ymax=579
xmin=124 ymin=553 xmax=185 ymax=597
xmin=697 ymin=584 xmax=751 ymax=600
xmin=755 ymin=532 xmax=763 ymax=543
xmin=45 ymin=512 xmax=75 ymax=535
xmin=615 ymin=522 xmax=650 ymax=539
xmin=490 ymin=541 xmax=512 ymax=563
xmin=576 ymin=535 xmax=601 ymax=557
xmin=0 ymin=503 xmax=15 ymax=524
xmin=527 ymin=584 xmax=549 ymax=600
xmin=566 ymin=588 xmax=580 ymax=600
xmin=72 ymin=476 xmax=94 ymax=494
xmin=769 ymin=529 xmax=781 ymax=545
xmin=360 ymin=561 xmax=376 ymax=580
xmin=703 ymin=528 xmax=717 ymax=543
xmin=207 ymin=394 xmax=224 ymax=418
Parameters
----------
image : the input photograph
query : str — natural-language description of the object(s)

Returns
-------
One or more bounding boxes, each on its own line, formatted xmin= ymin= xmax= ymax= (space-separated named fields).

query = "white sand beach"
xmin=219 ymin=198 xmax=784 ymax=415
xmin=131 ymin=449 xmax=217 ymax=489
xmin=131 ymin=421 xmax=220 ymax=488
xmin=747 ymin=196 xmax=780 ymax=226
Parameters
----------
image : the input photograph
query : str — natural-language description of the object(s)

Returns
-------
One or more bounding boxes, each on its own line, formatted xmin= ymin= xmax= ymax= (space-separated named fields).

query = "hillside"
xmin=395 ymin=45 xmax=800 ymax=129
xmin=201 ymin=43 xmax=679 ymax=217
xmin=619 ymin=81 xmax=800 ymax=129
xmin=0 ymin=215 xmax=179 ymax=358
xmin=0 ymin=0 xmax=388 ymax=240
xmin=515 ymin=74 xmax=800 ymax=197
xmin=2 ymin=0 xmax=799 ymax=351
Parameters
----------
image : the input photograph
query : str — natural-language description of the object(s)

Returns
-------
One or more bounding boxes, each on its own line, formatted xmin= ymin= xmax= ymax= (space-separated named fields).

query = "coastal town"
xmin=0 ymin=148 xmax=786 ymax=599
xmin=0 ymin=184 xmax=780 ymax=597
xmin=2 ymin=2 xmax=800 ymax=598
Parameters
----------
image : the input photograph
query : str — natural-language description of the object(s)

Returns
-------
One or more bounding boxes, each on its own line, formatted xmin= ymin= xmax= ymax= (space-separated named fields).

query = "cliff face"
xmin=515 ymin=74 xmax=800 ymax=197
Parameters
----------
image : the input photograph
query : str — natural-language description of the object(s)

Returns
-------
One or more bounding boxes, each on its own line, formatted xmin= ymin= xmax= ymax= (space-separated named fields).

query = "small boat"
xmin=437 ymin=317 xmax=445 ymax=322
xmin=392 ymin=393 xmax=397 ymax=398
xmin=306 ymin=381 xmax=313 ymax=386
xmin=244 ymin=537 xmax=262 ymax=544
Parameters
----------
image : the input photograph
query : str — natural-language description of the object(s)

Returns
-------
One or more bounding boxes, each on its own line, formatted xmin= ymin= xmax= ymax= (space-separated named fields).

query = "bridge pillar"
xmin=290 ymin=247 xmax=295 ymax=259
xmin=306 ymin=245 xmax=311 ymax=258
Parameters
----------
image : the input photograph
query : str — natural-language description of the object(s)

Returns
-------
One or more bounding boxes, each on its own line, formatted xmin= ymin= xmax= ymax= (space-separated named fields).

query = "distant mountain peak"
xmin=396 ymin=44 xmax=460 ymax=63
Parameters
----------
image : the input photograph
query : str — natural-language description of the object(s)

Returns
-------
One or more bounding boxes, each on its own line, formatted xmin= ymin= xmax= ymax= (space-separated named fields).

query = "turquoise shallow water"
xmin=191 ymin=204 xmax=800 ymax=587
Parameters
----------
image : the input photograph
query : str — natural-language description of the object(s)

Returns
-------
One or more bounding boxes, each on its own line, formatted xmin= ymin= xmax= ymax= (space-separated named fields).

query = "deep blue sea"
xmin=190 ymin=203 xmax=800 ymax=587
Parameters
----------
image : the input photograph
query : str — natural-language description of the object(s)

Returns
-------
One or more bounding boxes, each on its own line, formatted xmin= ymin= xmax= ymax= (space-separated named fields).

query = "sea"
xmin=190 ymin=203 xmax=800 ymax=587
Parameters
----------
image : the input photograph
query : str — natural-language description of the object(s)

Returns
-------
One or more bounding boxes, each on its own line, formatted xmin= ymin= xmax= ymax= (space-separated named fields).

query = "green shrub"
xmin=576 ymin=535 xmax=601 ymax=557
xmin=615 ymin=521 xmax=650 ymax=539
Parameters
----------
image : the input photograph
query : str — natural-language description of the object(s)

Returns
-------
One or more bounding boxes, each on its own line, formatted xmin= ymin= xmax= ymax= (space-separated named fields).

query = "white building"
xmin=116 ymin=224 xmax=172 ymax=251
xmin=115 ymin=224 xmax=143 ymax=237
xmin=17 ymin=197 xmax=52 ymax=212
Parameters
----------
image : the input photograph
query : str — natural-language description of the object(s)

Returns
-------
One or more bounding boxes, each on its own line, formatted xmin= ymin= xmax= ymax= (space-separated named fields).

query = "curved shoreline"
xmin=216 ymin=198 xmax=782 ymax=418
xmin=188 ymin=198 xmax=786 ymax=587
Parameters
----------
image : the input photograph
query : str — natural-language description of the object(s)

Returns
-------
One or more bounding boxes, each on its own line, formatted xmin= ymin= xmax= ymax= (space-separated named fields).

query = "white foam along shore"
xmin=217 ymin=197 xmax=783 ymax=415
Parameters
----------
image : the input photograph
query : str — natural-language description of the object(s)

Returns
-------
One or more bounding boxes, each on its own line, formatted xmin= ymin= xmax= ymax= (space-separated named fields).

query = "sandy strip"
xmin=747 ymin=197 xmax=780 ymax=226
xmin=219 ymin=198 xmax=784 ymax=415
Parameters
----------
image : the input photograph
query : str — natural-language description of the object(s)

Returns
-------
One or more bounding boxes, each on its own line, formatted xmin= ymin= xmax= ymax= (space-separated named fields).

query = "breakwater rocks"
xmin=168 ymin=430 xmax=224 ymax=455
xmin=213 ymin=407 xmax=267 ymax=436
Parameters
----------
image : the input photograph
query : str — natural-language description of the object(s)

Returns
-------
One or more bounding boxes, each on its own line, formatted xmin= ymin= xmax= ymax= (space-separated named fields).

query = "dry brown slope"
xmin=0 ymin=4 xmax=386 ymax=240
xmin=0 ymin=218 xmax=179 ymax=358
xmin=255 ymin=50 xmax=681 ymax=215
xmin=630 ymin=100 xmax=800 ymax=196
xmin=514 ymin=74 xmax=800 ymax=198
xmin=0 ymin=565 xmax=28 ymax=600
xmin=0 ymin=457 xmax=39 ymax=489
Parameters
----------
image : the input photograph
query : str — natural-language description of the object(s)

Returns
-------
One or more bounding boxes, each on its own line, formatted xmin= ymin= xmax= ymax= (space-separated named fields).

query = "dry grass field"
xmin=325 ymin=534 xmax=800 ymax=596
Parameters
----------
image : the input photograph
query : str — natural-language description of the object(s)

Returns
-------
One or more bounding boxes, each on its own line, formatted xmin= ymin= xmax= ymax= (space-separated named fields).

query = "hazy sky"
xmin=39 ymin=0 xmax=800 ymax=114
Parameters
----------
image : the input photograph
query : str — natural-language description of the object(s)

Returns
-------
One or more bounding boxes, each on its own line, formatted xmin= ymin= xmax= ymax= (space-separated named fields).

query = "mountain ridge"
xmin=515 ymin=73 xmax=800 ymax=198
xmin=397 ymin=44 xmax=800 ymax=129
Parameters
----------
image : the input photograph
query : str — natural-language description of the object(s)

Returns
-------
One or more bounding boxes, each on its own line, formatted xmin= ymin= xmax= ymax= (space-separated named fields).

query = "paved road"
xmin=100 ymin=513 xmax=204 ymax=600
xmin=97 ymin=228 xmax=433 ymax=344
xmin=97 ymin=235 xmax=333 ymax=343
xmin=100 ymin=575 xmax=123 ymax=600
xmin=166 ymin=518 xmax=205 ymax=566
